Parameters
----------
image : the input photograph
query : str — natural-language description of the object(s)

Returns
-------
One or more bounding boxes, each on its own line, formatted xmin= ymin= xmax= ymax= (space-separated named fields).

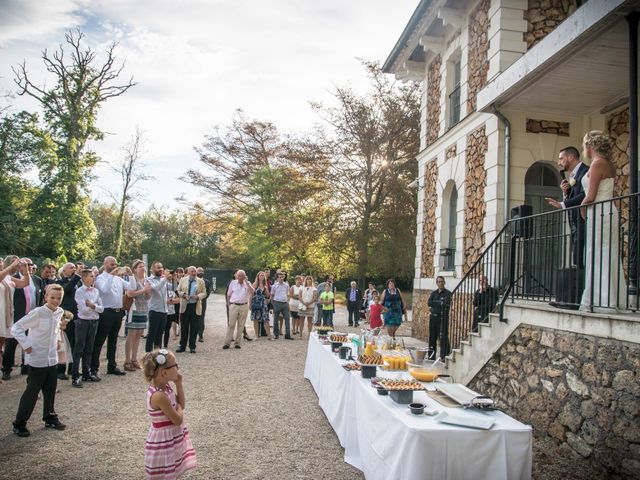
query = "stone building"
xmin=384 ymin=0 xmax=640 ymax=477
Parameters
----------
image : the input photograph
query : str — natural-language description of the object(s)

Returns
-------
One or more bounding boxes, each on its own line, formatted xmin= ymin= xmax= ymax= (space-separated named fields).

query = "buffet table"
xmin=304 ymin=333 xmax=532 ymax=480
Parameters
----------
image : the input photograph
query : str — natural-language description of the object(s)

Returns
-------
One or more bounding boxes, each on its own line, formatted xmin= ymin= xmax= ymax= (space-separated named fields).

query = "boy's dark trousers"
xmin=91 ymin=308 xmax=124 ymax=374
xmin=14 ymin=365 xmax=59 ymax=427
xmin=146 ymin=311 xmax=167 ymax=352
xmin=73 ymin=319 xmax=99 ymax=380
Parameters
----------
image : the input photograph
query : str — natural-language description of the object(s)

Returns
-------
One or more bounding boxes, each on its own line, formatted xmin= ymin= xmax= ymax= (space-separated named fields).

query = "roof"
xmin=382 ymin=0 xmax=433 ymax=74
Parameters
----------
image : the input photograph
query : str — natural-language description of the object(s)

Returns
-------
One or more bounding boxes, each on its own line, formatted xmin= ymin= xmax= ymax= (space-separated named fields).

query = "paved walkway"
xmin=0 ymin=295 xmax=363 ymax=479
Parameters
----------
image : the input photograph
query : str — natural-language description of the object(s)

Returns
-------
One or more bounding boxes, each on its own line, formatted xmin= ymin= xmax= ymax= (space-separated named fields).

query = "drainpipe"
xmin=627 ymin=11 xmax=639 ymax=310
xmin=493 ymin=107 xmax=511 ymax=223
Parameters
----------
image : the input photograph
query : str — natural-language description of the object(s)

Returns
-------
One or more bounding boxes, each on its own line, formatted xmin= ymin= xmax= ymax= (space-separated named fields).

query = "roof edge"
xmin=382 ymin=0 xmax=433 ymax=74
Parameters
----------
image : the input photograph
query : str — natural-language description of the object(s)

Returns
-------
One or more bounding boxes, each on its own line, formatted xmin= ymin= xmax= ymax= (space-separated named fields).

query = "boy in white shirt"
xmin=72 ymin=269 xmax=104 ymax=388
xmin=11 ymin=284 xmax=68 ymax=437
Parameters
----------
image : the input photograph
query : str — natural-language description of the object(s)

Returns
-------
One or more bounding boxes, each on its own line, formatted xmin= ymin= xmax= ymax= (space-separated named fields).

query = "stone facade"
xmin=524 ymin=0 xmax=579 ymax=50
xmin=420 ymin=159 xmax=438 ymax=278
xmin=466 ymin=0 xmax=491 ymax=114
xmin=469 ymin=324 xmax=640 ymax=478
xmin=445 ymin=144 xmax=457 ymax=160
xmin=463 ymin=126 xmax=488 ymax=274
xmin=426 ymin=55 xmax=442 ymax=146
xmin=411 ymin=288 xmax=432 ymax=341
xmin=526 ymin=118 xmax=570 ymax=136
xmin=607 ymin=107 xmax=630 ymax=198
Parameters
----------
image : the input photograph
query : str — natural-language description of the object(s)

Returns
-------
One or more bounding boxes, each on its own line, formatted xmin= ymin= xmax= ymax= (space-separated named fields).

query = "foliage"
xmin=11 ymin=29 xmax=135 ymax=259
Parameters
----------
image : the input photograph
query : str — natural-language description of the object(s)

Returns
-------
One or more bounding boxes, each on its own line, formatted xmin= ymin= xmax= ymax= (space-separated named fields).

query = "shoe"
xmin=124 ymin=362 xmax=136 ymax=372
xmin=198 ymin=337 xmax=204 ymax=343
xmin=71 ymin=378 xmax=83 ymax=388
xmin=83 ymin=374 xmax=101 ymax=382
xmin=132 ymin=360 xmax=142 ymax=370
xmin=13 ymin=425 xmax=30 ymax=437
xmin=57 ymin=373 xmax=69 ymax=380
xmin=222 ymin=345 xmax=230 ymax=350
xmin=354 ymin=323 xmax=359 ymax=327
xmin=176 ymin=348 xmax=186 ymax=353
xmin=274 ymin=335 xmax=279 ymax=339
xmin=44 ymin=419 xmax=66 ymax=430
xmin=2 ymin=372 xmax=10 ymax=381
xmin=285 ymin=335 xmax=294 ymax=340
xmin=234 ymin=345 xmax=241 ymax=349
xmin=190 ymin=349 xmax=196 ymax=354
xmin=243 ymin=334 xmax=253 ymax=341
xmin=107 ymin=368 xmax=126 ymax=376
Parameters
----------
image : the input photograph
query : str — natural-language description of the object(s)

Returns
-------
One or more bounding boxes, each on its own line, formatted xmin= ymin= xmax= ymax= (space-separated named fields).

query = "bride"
xmin=579 ymin=130 xmax=627 ymax=312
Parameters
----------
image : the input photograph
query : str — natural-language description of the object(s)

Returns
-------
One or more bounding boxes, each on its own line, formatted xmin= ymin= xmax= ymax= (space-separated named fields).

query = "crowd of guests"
xmin=0 ymin=253 xmax=411 ymax=438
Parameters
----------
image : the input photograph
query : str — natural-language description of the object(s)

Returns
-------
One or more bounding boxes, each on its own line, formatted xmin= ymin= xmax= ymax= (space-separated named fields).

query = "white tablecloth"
xmin=304 ymin=334 xmax=532 ymax=480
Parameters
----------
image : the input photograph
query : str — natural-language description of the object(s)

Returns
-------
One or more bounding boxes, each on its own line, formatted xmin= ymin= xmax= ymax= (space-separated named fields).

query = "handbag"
xmin=123 ymin=293 xmax=134 ymax=311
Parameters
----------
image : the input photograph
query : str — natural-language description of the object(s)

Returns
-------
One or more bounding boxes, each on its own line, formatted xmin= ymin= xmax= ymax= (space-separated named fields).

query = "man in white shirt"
xmin=224 ymin=270 xmax=254 ymax=349
xmin=270 ymin=272 xmax=293 ymax=340
xmin=91 ymin=256 xmax=128 ymax=377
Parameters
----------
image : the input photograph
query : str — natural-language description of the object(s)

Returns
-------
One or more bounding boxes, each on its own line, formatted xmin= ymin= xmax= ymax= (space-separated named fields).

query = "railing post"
xmin=627 ymin=12 xmax=639 ymax=310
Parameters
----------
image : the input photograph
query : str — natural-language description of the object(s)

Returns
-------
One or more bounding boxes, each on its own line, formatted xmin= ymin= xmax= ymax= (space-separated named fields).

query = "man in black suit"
xmin=2 ymin=258 xmax=43 ymax=380
xmin=546 ymin=146 xmax=589 ymax=307
xmin=345 ymin=281 xmax=361 ymax=327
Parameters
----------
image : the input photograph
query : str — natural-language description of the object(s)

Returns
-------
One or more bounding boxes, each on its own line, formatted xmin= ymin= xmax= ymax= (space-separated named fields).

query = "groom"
xmin=546 ymin=146 xmax=589 ymax=308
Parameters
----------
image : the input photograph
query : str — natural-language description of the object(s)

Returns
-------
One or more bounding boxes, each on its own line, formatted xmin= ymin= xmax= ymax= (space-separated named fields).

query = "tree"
xmin=0 ymin=110 xmax=55 ymax=254
xmin=184 ymin=111 xmax=330 ymax=274
xmin=110 ymin=127 xmax=152 ymax=258
xmin=13 ymin=29 xmax=135 ymax=258
xmin=313 ymin=61 xmax=420 ymax=285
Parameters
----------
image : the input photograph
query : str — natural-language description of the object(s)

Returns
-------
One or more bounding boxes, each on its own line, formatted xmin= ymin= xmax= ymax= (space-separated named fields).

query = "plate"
xmin=435 ymin=411 xmax=495 ymax=430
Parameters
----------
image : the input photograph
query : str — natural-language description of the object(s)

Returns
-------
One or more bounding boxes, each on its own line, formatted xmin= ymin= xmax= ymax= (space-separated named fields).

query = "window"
xmin=440 ymin=182 xmax=458 ymax=272
xmin=448 ymin=59 xmax=461 ymax=128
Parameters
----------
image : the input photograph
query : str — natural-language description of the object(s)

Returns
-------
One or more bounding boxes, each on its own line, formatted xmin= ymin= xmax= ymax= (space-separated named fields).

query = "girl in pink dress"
xmin=143 ymin=349 xmax=196 ymax=479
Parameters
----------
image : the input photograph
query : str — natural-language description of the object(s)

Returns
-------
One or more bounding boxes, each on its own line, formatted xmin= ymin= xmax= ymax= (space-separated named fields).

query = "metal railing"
xmin=439 ymin=192 xmax=639 ymax=360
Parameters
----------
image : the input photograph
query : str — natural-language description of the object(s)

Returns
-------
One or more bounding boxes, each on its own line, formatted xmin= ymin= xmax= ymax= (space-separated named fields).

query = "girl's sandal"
xmin=124 ymin=362 xmax=136 ymax=372
xmin=131 ymin=360 xmax=142 ymax=370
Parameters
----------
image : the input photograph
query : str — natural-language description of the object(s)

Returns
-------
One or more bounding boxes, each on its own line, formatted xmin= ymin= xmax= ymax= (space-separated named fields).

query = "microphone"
xmin=560 ymin=169 xmax=567 ymax=181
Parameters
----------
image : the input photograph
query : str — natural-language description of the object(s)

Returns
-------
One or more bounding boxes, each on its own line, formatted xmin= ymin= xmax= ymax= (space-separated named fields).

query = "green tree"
xmin=313 ymin=61 xmax=420 ymax=285
xmin=0 ymin=110 xmax=55 ymax=254
xmin=13 ymin=30 xmax=135 ymax=258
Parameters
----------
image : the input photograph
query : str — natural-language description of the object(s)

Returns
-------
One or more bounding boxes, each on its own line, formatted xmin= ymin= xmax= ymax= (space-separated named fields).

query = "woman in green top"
xmin=319 ymin=283 xmax=334 ymax=327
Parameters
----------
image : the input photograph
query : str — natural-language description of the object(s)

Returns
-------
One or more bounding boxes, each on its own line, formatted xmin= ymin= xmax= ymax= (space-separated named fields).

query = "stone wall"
xmin=466 ymin=0 xmax=491 ymax=114
xmin=524 ymin=0 xmax=579 ymax=50
xmin=469 ymin=324 xmax=640 ymax=478
xmin=426 ymin=55 xmax=442 ymax=146
xmin=526 ymin=118 xmax=570 ymax=136
xmin=607 ymin=107 xmax=630 ymax=281
xmin=463 ymin=126 xmax=488 ymax=274
xmin=420 ymin=159 xmax=438 ymax=278
xmin=411 ymin=288 xmax=432 ymax=341
xmin=607 ymin=107 xmax=630 ymax=198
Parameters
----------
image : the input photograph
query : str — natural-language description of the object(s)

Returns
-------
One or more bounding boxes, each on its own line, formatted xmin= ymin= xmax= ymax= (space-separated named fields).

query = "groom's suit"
xmin=562 ymin=162 xmax=589 ymax=268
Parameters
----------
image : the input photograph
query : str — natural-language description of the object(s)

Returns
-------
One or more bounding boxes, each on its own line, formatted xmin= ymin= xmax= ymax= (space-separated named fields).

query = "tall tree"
xmin=0 ymin=110 xmax=54 ymax=254
xmin=14 ymin=29 xmax=135 ymax=258
xmin=313 ymin=61 xmax=420 ymax=285
xmin=184 ymin=111 xmax=330 ymax=274
xmin=110 ymin=127 xmax=152 ymax=258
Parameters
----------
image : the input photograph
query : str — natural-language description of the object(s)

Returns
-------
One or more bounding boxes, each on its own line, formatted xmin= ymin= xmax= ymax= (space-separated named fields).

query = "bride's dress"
xmin=580 ymin=175 xmax=627 ymax=312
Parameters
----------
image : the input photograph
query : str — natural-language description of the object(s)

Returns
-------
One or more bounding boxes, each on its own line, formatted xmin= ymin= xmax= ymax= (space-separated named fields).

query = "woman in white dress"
xmin=579 ymin=131 xmax=627 ymax=312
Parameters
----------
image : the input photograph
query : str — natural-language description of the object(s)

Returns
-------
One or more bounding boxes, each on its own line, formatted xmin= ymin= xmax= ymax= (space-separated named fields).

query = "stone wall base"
xmin=411 ymin=288 xmax=432 ymax=341
xmin=469 ymin=324 xmax=640 ymax=479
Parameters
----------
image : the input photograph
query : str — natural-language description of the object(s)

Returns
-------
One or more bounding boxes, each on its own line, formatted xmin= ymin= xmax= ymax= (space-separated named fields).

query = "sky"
xmin=0 ymin=0 xmax=418 ymax=208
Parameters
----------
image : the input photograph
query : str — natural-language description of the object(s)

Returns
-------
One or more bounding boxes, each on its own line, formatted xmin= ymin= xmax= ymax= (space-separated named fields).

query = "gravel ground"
xmin=1 ymin=296 xmax=575 ymax=480
xmin=0 ymin=295 xmax=362 ymax=480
